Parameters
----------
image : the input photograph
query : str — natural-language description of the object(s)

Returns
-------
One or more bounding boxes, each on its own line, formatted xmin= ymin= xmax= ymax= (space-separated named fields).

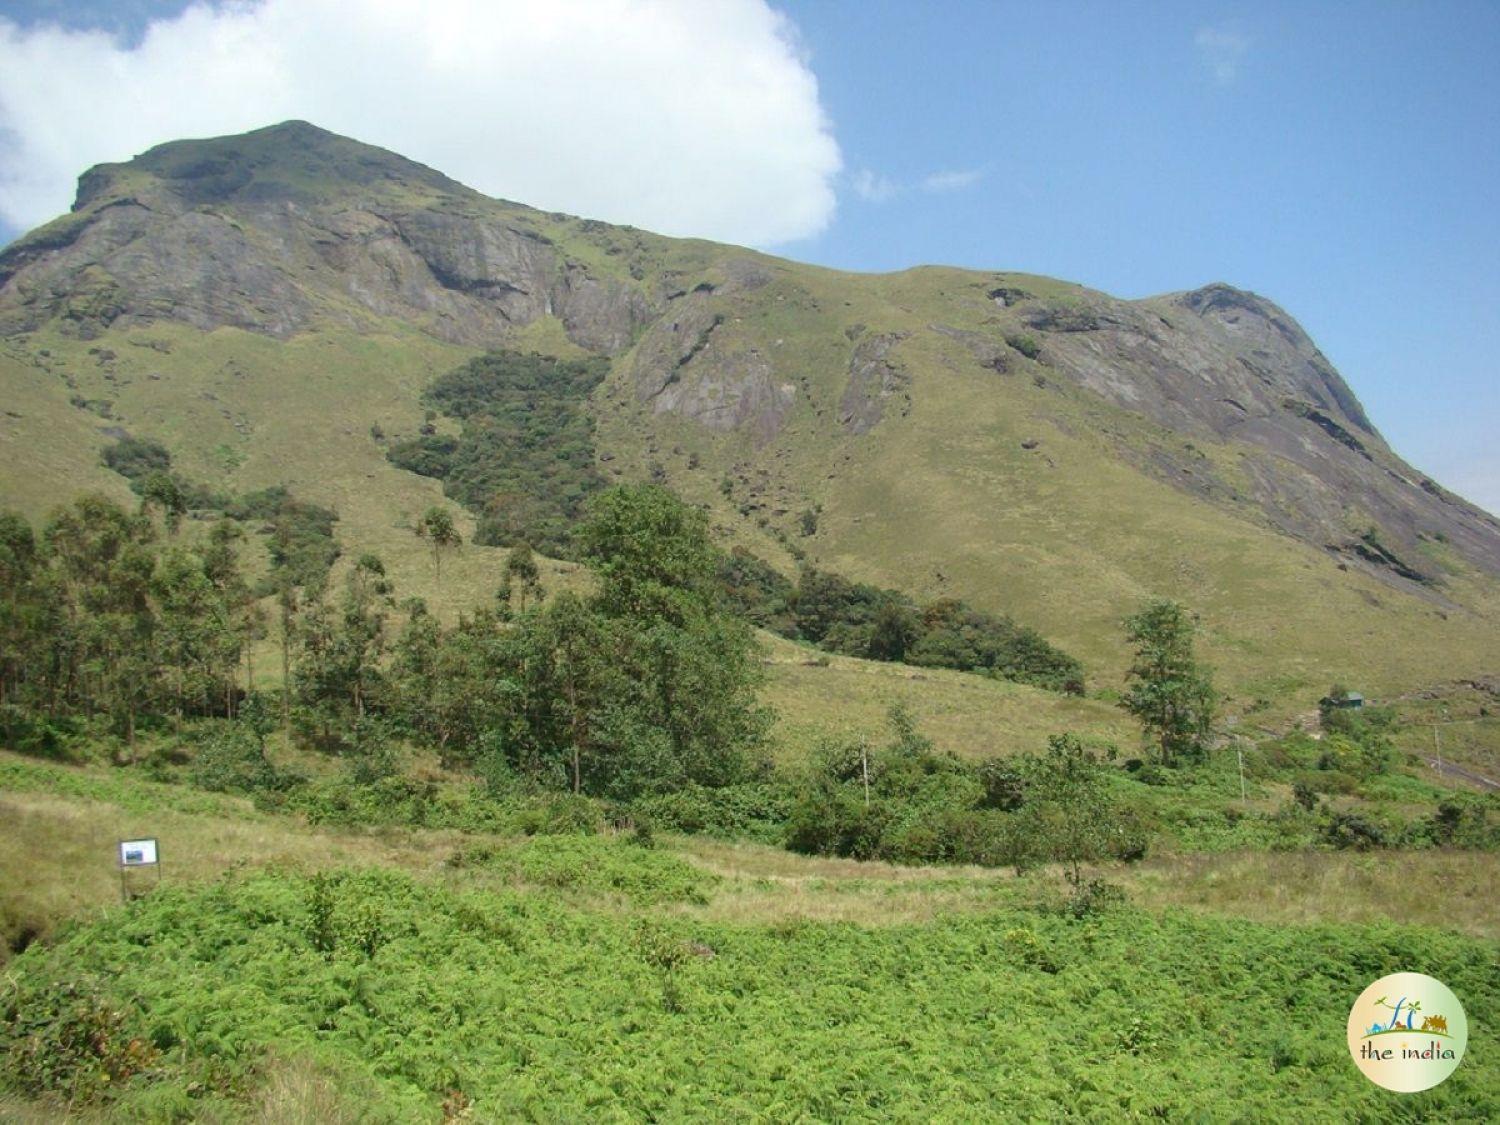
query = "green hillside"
xmin=3 ymin=123 xmax=1497 ymax=734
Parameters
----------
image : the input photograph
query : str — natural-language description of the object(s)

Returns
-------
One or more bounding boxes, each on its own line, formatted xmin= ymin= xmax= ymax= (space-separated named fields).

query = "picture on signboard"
xmin=119 ymin=838 xmax=159 ymax=867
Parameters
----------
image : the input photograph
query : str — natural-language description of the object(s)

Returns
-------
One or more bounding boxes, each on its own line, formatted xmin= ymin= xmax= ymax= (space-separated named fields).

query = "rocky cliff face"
xmin=0 ymin=122 xmax=654 ymax=351
xmin=935 ymin=279 xmax=1500 ymax=585
xmin=2 ymin=121 xmax=1497 ymax=598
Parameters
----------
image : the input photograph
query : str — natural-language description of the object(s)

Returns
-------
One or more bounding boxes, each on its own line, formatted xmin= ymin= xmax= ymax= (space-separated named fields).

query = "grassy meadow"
xmin=2 ymin=750 xmax=1498 ymax=1121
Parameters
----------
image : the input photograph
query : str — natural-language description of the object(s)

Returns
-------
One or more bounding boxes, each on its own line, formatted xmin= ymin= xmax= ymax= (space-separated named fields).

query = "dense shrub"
xmin=189 ymin=724 xmax=291 ymax=795
xmin=632 ymin=782 xmax=795 ymax=843
xmin=387 ymin=351 xmax=610 ymax=556
xmin=445 ymin=836 xmax=717 ymax=905
xmin=783 ymin=713 xmax=1135 ymax=871
xmin=1321 ymin=811 xmax=1387 ymax=850
xmin=717 ymin=559 xmax=1085 ymax=693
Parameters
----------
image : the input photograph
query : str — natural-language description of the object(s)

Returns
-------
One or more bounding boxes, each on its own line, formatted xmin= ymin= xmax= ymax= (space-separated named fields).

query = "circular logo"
xmin=1347 ymin=972 xmax=1468 ymax=1092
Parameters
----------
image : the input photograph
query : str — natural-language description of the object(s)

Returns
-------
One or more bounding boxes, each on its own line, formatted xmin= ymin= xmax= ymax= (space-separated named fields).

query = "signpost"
xmin=118 ymin=837 xmax=161 ymax=900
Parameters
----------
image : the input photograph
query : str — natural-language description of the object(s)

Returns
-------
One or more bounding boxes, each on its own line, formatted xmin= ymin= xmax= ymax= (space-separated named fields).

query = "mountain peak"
xmin=73 ymin=120 xmax=467 ymax=212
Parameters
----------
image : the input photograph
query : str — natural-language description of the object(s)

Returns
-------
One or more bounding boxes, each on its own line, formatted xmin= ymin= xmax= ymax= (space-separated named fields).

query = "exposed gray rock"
xmin=554 ymin=264 xmax=655 ymax=354
xmin=0 ymin=122 xmax=654 ymax=354
xmin=839 ymin=333 xmax=910 ymax=434
xmin=631 ymin=296 xmax=723 ymax=400
xmin=1015 ymin=282 xmax=1500 ymax=582
xmin=652 ymin=349 xmax=795 ymax=446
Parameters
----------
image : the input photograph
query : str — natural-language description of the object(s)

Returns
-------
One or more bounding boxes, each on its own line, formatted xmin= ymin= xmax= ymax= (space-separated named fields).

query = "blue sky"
xmin=1 ymin=1 xmax=1496 ymax=512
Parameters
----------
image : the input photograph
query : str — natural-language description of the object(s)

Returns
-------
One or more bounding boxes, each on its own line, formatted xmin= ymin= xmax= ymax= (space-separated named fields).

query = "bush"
xmin=1321 ymin=811 xmax=1386 ymax=850
xmin=0 ymin=978 xmax=158 ymax=1101
xmin=1002 ymin=927 xmax=1060 ymax=972
xmin=447 ymin=836 xmax=716 ymax=905
xmin=1061 ymin=878 xmax=1126 ymax=919
xmin=633 ymin=782 xmax=794 ymax=843
xmin=1006 ymin=332 xmax=1042 ymax=359
xmin=190 ymin=723 xmax=289 ymax=795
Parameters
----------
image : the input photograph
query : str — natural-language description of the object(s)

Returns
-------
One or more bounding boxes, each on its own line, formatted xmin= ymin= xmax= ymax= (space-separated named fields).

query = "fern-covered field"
xmin=1 ymin=747 xmax=1497 ymax=1122
xmin=4 ymin=855 xmax=1497 ymax=1122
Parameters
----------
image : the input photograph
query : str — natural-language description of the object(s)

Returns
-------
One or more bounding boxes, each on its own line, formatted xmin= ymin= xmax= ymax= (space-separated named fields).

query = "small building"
xmin=1320 ymin=691 xmax=1365 ymax=710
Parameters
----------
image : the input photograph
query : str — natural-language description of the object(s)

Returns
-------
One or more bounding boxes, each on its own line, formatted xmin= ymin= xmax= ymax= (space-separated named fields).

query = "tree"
xmin=265 ymin=496 xmax=340 ymax=732
xmin=578 ymin=485 xmax=768 ymax=794
xmin=414 ymin=506 xmax=462 ymax=584
xmin=0 ymin=512 xmax=39 ymax=711
xmin=498 ymin=541 xmax=543 ymax=614
xmin=1119 ymin=599 xmax=1216 ymax=765
xmin=1023 ymin=734 xmax=1117 ymax=887
xmin=138 ymin=471 xmax=186 ymax=535
xmin=293 ymin=554 xmax=392 ymax=743
xmin=42 ymin=496 xmax=159 ymax=747
xmin=867 ymin=600 xmax=919 ymax=662
xmin=534 ymin=592 xmax=617 ymax=793
xmin=579 ymin=485 xmax=720 ymax=623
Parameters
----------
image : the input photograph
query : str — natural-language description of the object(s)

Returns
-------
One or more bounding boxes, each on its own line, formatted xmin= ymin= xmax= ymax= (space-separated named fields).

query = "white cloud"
xmin=920 ymin=168 xmax=982 ymax=193
xmin=1194 ymin=25 xmax=1252 ymax=86
xmin=851 ymin=168 xmax=899 ymax=202
xmin=850 ymin=166 xmax=982 ymax=203
xmin=0 ymin=0 xmax=841 ymax=248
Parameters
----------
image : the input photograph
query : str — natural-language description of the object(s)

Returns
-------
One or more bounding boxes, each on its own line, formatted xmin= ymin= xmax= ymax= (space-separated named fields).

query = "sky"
xmin=0 ymin=0 xmax=1496 ymax=514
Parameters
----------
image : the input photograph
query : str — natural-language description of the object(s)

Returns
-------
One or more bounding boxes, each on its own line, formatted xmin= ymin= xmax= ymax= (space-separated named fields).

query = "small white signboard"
xmin=119 ymin=838 xmax=159 ymax=867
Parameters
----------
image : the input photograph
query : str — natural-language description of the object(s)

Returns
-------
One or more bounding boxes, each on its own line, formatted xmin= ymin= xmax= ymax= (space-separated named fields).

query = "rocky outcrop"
xmin=0 ymin=122 xmax=654 ymax=354
xmin=631 ymin=293 xmax=793 ymax=444
xmin=631 ymin=297 xmax=723 ymax=400
xmin=652 ymin=348 xmax=795 ymax=445
xmin=932 ymin=281 xmax=1500 ymax=583
xmin=839 ymin=333 xmax=909 ymax=434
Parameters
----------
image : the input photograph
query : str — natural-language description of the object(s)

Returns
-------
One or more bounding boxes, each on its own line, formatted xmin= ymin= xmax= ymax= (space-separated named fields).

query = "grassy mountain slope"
xmin=2 ymin=121 xmax=1497 ymax=726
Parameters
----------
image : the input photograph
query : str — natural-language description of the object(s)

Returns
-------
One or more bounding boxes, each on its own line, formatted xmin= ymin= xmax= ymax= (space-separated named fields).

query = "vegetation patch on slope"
xmin=721 ymin=550 xmax=1085 ymax=694
xmin=386 ymin=350 xmax=609 ymax=555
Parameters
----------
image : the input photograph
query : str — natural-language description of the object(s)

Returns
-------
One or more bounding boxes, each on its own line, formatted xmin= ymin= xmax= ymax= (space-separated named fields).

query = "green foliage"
xmin=387 ymin=350 xmax=610 ymax=555
xmin=1424 ymin=797 xmax=1500 ymax=849
xmin=1022 ymin=734 xmax=1121 ymax=886
xmin=1320 ymin=811 xmax=1388 ymax=851
xmin=412 ymin=505 xmax=461 ymax=582
xmin=228 ymin=486 xmax=340 ymax=593
xmin=0 ymin=497 xmax=263 ymax=746
xmin=292 ymin=556 xmax=394 ymax=743
xmin=189 ymin=717 xmax=290 ymax=796
xmin=1120 ymin=599 xmax=1216 ymax=764
xmin=0 ymin=977 xmax=158 ymax=1102
xmin=631 ymin=782 xmax=794 ymax=843
xmin=1005 ymin=332 xmax=1042 ymax=359
xmin=4 ymin=867 xmax=1497 ymax=1119
xmin=101 ymin=436 xmax=227 ymax=513
xmin=784 ymin=710 xmax=1134 ymax=873
xmin=497 ymin=540 xmax=543 ymax=614
xmin=446 ymin=836 xmax=717 ymax=905
xmin=721 ymin=559 xmax=1085 ymax=693
xmin=101 ymin=435 xmax=172 ymax=482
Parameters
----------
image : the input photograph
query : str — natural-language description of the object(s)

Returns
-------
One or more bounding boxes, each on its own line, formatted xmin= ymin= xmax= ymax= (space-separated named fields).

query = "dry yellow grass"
xmin=1121 ymin=849 xmax=1500 ymax=939
xmin=757 ymin=630 xmax=1132 ymax=763
xmin=0 ymin=788 xmax=468 ymax=964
